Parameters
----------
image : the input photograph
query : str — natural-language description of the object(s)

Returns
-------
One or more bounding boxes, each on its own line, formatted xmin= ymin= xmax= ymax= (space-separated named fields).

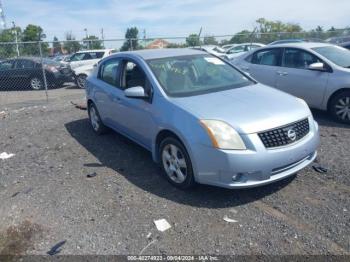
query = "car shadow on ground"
xmin=65 ymin=118 xmax=295 ymax=208
xmin=311 ymin=109 xmax=349 ymax=129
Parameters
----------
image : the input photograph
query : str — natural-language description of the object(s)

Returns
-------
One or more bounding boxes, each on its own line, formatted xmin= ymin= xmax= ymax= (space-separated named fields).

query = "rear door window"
xmin=83 ymin=52 xmax=105 ymax=60
xmin=0 ymin=60 xmax=14 ymax=70
xmin=251 ymin=48 xmax=282 ymax=66
xmin=16 ymin=59 xmax=35 ymax=69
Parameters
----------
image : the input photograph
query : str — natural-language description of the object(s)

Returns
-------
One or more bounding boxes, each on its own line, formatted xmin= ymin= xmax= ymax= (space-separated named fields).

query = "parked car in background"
xmin=339 ymin=41 xmax=350 ymax=50
xmin=191 ymin=45 xmax=229 ymax=60
xmin=232 ymin=43 xmax=350 ymax=123
xmin=269 ymin=39 xmax=305 ymax=45
xmin=67 ymin=49 xmax=116 ymax=88
xmin=327 ymin=36 xmax=350 ymax=45
xmin=0 ymin=57 xmax=72 ymax=90
xmin=221 ymin=44 xmax=236 ymax=50
xmin=52 ymin=55 xmax=71 ymax=64
xmin=269 ymin=39 xmax=325 ymax=45
xmin=226 ymin=43 xmax=265 ymax=60
xmin=68 ymin=49 xmax=115 ymax=70
xmin=85 ymin=48 xmax=319 ymax=189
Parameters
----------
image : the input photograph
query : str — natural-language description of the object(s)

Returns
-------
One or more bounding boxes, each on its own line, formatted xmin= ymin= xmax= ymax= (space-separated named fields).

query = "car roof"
xmin=340 ymin=41 xmax=350 ymax=46
xmin=263 ymin=42 xmax=333 ymax=49
xmin=4 ymin=56 xmax=41 ymax=62
xmin=77 ymin=49 xmax=114 ymax=53
xmin=116 ymin=48 xmax=206 ymax=60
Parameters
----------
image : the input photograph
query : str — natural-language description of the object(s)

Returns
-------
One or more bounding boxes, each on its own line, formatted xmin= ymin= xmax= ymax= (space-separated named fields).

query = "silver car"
xmin=85 ymin=49 xmax=319 ymax=189
xmin=232 ymin=43 xmax=350 ymax=123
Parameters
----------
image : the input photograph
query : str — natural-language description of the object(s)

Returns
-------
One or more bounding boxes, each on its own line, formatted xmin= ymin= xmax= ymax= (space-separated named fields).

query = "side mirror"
xmin=124 ymin=86 xmax=148 ymax=99
xmin=308 ymin=62 xmax=326 ymax=71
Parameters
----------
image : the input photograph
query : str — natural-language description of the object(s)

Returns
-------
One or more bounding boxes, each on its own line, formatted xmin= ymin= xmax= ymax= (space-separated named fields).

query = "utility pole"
xmin=100 ymin=28 xmax=105 ymax=47
xmin=12 ymin=21 xmax=19 ymax=56
xmin=0 ymin=0 xmax=7 ymax=30
xmin=84 ymin=28 xmax=89 ymax=49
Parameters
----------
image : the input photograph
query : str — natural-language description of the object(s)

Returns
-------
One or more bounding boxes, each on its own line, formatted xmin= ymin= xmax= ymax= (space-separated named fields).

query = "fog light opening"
xmin=232 ymin=173 xmax=242 ymax=182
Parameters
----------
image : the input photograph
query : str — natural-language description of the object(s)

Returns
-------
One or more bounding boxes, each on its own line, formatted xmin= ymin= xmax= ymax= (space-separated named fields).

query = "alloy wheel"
xmin=30 ymin=78 xmax=43 ymax=90
xmin=162 ymin=144 xmax=187 ymax=184
xmin=89 ymin=106 xmax=100 ymax=131
xmin=334 ymin=96 xmax=350 ymax=121
xmin=77 ymin=75 xmax=87 ymax=89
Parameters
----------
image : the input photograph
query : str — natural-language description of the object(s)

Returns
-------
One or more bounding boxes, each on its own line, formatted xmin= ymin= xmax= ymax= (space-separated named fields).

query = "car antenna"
xmin=249 ymin=26 xmax=257 ymax=47
xmin=198 ymin=27 xmax=203 ymax=49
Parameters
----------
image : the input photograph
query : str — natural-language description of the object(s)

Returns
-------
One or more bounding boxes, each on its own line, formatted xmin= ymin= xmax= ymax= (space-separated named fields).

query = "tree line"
xmin=0 ymin=24 xmax=103 ymax=58
xmin=0 ymin=18 xmax=348 ymax=58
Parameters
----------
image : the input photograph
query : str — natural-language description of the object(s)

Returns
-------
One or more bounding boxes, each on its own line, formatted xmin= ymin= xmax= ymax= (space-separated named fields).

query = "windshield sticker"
xmin=204 ymin=57 xmax=225 ymax=65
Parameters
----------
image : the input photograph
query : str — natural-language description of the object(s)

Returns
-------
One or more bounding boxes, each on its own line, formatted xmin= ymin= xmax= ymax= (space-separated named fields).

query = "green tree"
xmin=167 ymin=42 xmax=186 ymax=48
xmin=255 ymin=18 xmax=303 ymax=43
xmin=327 ymin=26 xmax=338 ymax=38
xmin=63 ymin=32 xmax=81 ymax=54
xmin=22 ymin=24 xmax=48 ymax=56
xmin=186 ymin=34 xmax=200 ymax=47
xmin=229 ymin=30 xmax=252 ymax=44
xmin=315 ymin=26 xmax=323 ymax=32
xmin=52 ymin=36 xmax=61 ymax=55
xmin=83 ymin=35 xmax=103 ymax=50
xmin=22 ymin=24 xmax=46 ymax=41
xmin=120 ymin=27 xmax=139 ymax=51
xmin=203 ymin=36 xmax=218 ymax=45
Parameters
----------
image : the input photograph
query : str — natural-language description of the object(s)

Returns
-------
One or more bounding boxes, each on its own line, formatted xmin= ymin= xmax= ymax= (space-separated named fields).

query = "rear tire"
xmin=159 ymin=137 xmax=195 ymax=189
xmin=329 ymin=91 xmax=350 ymax=124
xmin=88 ymin=103 xmax=108 ymax=135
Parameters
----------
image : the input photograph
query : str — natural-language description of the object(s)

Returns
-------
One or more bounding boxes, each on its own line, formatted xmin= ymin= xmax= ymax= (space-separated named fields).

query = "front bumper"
xmin=191 ymin=118 xmax=320 ymax=189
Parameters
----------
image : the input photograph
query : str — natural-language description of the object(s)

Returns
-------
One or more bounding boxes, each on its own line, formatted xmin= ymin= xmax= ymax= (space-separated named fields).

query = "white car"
xmin=221 ymin=44 xmax=237 ymax=50
xmin=68 ymin=49 xmax=115 ymax=88
xmin=226 ymin=43 xmax=265 ymax=60
xmin=232 ymin=42 xmax=350 ymax=123
xmin=192 ymin=45 xmax=229 ymax=59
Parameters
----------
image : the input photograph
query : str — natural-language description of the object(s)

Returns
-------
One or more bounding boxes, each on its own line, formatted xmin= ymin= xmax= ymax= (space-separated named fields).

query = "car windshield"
xmin=147 ymin=54 xmax=254 ymax=97
xmin=312 ymin=46 xmax=350 ymax=68
xmin=212 ymin=47 xmax=226 ymax=53
xmin=70 ymin=53 xmax=85 ymax=61
xmin=42 ymin=58 xmax=61 ymax=66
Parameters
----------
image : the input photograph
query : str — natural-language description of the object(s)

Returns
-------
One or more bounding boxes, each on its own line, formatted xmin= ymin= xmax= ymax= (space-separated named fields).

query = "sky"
xmin=3 ymin=0 xmax=350 ymax=42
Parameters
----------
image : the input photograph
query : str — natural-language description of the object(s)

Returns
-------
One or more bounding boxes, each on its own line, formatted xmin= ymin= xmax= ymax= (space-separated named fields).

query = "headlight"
xmin=200 ymin=120 xmax=246 ymax=150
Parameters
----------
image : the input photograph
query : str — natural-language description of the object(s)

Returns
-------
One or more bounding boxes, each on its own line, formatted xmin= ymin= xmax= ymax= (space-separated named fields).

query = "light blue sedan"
xmin=85 ymin=48 xmax=319 ymax=189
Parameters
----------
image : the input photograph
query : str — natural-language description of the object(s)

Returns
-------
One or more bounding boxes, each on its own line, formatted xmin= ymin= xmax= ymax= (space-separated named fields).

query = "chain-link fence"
xmin=0 ymin=30 xmax=349 ymax=105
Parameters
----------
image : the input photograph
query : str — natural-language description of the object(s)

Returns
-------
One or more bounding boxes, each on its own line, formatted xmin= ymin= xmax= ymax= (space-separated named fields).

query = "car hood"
xmin=170 ymin=84 xmax=311 ymax=134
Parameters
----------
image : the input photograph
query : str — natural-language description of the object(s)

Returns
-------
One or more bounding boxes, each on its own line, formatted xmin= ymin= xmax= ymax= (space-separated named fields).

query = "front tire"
xmin=159 ymin=137 xmax=195 ymax=189
xmin=30 ymin=77 xmax=43 ymax=90
xmin=76 ymin=74 xmax=87 ymax=89
xmin=329 ymin=91 xmax=350 ymax=124
xmin=88 ymin=103 xmax=108 ymax=135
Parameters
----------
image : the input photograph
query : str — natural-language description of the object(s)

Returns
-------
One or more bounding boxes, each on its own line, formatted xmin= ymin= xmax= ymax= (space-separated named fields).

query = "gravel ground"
xmin=0 ymin=88 xmax=349 ymax=256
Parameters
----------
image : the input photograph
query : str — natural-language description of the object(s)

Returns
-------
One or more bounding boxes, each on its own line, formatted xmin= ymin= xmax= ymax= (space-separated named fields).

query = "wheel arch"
xmin=327 ymin=88 xmax=350 ymax=111
xmin=153 ymin=129 xmax=193 ymax=164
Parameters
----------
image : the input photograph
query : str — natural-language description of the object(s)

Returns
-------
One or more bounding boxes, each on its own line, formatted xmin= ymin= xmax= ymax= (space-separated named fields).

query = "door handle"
xmin=241 ymin=66 xmax=250 ymax=71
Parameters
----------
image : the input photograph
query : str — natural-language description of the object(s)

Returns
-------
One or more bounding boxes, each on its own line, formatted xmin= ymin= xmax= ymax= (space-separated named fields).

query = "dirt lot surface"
xmin=0 ymin=87 xmax=349 ymax=256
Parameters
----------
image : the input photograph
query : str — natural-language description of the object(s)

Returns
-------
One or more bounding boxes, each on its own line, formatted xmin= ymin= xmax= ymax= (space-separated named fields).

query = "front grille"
xmin=258 ymin=118 xmax=309 ymax=148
